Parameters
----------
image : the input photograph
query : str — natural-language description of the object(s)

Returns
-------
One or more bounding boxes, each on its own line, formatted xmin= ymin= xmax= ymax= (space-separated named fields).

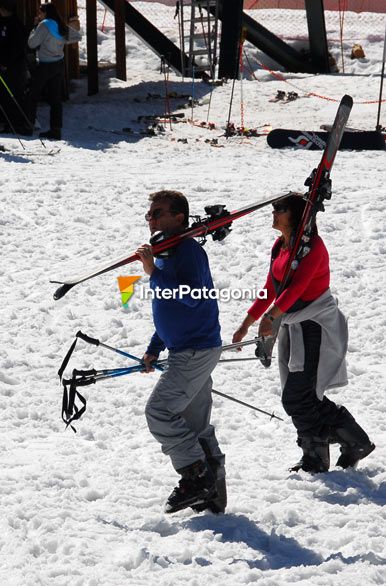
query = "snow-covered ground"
xmin=1 ymin=5 xmax=386 ymax=585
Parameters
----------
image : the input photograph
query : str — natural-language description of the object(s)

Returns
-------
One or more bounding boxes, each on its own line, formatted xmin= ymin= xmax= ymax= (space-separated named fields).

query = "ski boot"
xmin=286 ymin=91 xmax=299 ymax=102
xmin=191 ymin=460 xmax=227 ymax=514
xmin=39 ymin=128 xmax=61 ymax=140
xmin=165 ymin=460 xmax=217 ymax=514
xmin=331 ymin=415 xmax=375 ymax=469
xmin=290 ymin=435 xmax=330 ymax=473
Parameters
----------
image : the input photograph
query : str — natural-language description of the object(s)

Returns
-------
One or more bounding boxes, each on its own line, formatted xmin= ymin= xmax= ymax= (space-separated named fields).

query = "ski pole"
xmin=0 ymin=99 xmax=24 ymax=149
xmin=62 ymin=364 xmax=283 ymax=431
xmin=376 ymin=21 xmax=386 ymax=131
xmin=221 ymin=337 xmax=268 ymax=352
xmin=191 ymin=64 xmax=195 ymax=122
xmin=225 ymin=75 xmax=236 ymax=139
xmin=239 ymin=29 xmax=246 ymax=132
xmin=75 ymin=331 xmax=164 ymax=371
xmin=161 ymin=55 xmax=172 ymax=131
xmin=206 ymin=81 xmax=214 ymax=123
xmin=0 ymin=73 xmax=45 ymax=148
xmin=212 ymin=388 xmax=283 ymax=421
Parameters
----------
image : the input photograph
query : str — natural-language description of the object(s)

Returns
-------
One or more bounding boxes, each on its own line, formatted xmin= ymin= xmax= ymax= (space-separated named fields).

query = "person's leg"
xmin=146 ymin=347 xmax=221 ymax=467
xmin=282 ymin=320 xmax=374 ymax=471
xmin=3 ymin=66 xmax=29 ymax=131
xmin=182 ymin=375 xmax=226 ymax=512
xmin=47 ymin=61 xmax=63 ymax=132
xmin=181 ymin=375 xmax=225 ymax=477
xmin=25 ymin=63 xmax=50 ymax=129
xmin=282 ymin=321 xmax=335 ymax=472
xmin=329 ymin=406 xmax=375 ymax=468
xmin=145 ymin=347 xmax=222 ymax=512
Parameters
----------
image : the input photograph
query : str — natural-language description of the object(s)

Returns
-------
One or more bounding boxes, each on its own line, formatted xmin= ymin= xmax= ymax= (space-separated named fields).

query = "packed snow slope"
xmin=0 ymin=6 xmax=385 ymax=586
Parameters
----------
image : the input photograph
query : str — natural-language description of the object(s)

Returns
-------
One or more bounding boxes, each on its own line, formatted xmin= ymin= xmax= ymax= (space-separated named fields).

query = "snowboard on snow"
xmin=267 ymin=129 xmax=385 ymax=150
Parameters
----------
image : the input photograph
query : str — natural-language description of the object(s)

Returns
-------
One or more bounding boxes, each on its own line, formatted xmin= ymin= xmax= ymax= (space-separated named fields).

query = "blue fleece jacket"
xmin=146 ymin=237 xmax=221 ymax=355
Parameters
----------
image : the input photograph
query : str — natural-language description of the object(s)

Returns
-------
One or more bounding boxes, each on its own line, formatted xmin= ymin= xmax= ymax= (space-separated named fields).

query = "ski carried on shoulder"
xmin=256 ymin=94 xmax=353 ymax=367
xmin=51 ymin=193 xmax=290 ymax=300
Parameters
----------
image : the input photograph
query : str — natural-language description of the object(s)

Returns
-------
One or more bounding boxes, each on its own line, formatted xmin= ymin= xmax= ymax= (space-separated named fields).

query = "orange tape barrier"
xmin=255 ymin=59 xmax=386 ymax=104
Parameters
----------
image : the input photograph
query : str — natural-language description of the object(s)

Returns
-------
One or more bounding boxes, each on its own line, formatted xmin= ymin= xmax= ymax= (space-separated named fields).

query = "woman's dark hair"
xmin=0 ymin=0 xmax=16 ymax=13
xmin=40 ymin=3 xmax=68 ymax=38
xmin=283 ymin=192 xmax=318 ymax=236
xmin=149 ymin=190 xmax=190 ymax=228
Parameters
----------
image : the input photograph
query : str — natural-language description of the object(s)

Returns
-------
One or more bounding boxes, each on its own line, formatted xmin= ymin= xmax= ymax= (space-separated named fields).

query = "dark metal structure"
xmin=305 ymin=0 xmax=330 ymax=73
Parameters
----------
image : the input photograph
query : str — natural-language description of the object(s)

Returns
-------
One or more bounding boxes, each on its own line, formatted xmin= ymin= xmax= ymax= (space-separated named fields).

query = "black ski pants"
xmin=26 ymin=59 xmax=64 ymax=130
xmin=0 ymin=64 xmax=28 ymax=129
xmin=281 ymin=320 xmax=353 ymax=439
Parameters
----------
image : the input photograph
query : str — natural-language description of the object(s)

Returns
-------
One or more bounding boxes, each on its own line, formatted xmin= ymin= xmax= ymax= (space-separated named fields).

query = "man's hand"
xmin=136 ymin=244 xmax=155 ymax=276
xmin=142 ymin=353 xmax=158 ymax=373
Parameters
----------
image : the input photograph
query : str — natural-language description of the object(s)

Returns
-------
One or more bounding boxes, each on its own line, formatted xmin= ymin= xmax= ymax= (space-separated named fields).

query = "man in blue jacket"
xmin=136 ymin=190 xmax=225 ymax=514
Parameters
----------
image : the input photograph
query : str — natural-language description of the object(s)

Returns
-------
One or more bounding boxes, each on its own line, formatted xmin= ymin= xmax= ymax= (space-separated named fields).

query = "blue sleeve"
xmin=146 ymin=331 xmax=166 ymax=357
xmin=150 ymin=240 xmax=207 ymax=308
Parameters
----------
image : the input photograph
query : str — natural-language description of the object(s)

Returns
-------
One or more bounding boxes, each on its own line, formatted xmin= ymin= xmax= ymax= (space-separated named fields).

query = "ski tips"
xmin=53 ymin=283 xmax=74 ymax=300
xmin=342 ymin=94 xmax=353 ymax=107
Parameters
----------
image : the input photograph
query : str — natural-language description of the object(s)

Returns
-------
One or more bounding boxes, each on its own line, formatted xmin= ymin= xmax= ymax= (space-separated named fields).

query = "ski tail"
xmin=257 ymin=95 xmax=353 ymax=368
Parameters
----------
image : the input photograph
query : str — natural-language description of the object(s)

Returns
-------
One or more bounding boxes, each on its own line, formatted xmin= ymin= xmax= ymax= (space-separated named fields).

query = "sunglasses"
xmin=145 ymin=208 xmax=175 ymax=221
xmin=272 ymin=203 xmax=289 ymax=213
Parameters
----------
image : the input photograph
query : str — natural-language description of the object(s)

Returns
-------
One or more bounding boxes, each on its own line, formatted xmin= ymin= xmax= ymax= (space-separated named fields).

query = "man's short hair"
xmin=149 ymin=190 xmax=189 ymax=227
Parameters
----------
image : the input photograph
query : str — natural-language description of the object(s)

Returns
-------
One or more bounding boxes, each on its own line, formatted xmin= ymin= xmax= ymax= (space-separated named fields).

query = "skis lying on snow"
xmin=51 ymin=193 xmax=290 ymax=300
xmin=256 ymin=94 xmax=353 ymax=368
xmin=88 ymin=125 xmax=165 ymax=137
xmin=267 ymin=128 xmax=385 ymax=150
xmin=0 ymin=145 xmax=60 ymax=156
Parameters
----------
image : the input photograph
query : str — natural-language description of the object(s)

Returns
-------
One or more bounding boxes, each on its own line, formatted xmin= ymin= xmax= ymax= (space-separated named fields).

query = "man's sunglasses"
xmin=145 ymin=208 xmax=178 ymax=221
xmin=272 ymin=203 xmax=289 ymax=213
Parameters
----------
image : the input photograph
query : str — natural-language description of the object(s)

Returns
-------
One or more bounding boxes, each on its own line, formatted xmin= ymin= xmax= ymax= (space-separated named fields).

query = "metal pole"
xmin=212 ymin=388 xmax=283 ymax=421
xmin=376 ymin=22 xmax=386 ymax=131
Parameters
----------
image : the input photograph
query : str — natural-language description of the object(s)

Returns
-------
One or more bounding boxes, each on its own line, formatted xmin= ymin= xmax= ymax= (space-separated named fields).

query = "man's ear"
xmin=176 ymin=212 xmax=185 ymax=226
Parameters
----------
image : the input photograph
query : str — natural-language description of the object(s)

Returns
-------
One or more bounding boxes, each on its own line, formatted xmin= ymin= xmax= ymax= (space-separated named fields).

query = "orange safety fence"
xmin=251 ymin=58 xmax=386 ymax=104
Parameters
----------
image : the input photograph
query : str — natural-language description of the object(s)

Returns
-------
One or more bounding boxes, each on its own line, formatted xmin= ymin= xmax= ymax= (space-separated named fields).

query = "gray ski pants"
xmin=145 ymin=346 xmax=225 ymax=475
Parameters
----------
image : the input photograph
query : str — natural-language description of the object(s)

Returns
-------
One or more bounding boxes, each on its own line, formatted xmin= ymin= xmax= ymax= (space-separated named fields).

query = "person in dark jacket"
xmin=0 ymin=0 xmax=29 ymax=133
xmin=233 ymin=193 xmax=374 ymax=473
xmin=26 ymin=2 xmax=81 ymax=140
xmin=136 ymin=190 xmax=226 ymax=514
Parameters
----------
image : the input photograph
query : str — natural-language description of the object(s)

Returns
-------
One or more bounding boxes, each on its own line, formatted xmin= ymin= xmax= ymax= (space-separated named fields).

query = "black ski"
xmin=51 ymin=194 xmax=290 ymax=300
xmin=256 ymin=94 xmax=354 ymax=367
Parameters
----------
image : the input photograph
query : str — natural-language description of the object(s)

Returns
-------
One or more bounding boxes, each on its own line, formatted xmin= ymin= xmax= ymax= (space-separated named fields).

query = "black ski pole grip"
xmin=76 ymin=331 xmax=100 ymax=346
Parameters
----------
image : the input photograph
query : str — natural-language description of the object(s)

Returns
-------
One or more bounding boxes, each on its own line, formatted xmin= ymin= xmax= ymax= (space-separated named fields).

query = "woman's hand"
xmin=232 ymin=323 xmax=249 ymax=344
xmin=258 ymin=316 xmax=274 ymax=337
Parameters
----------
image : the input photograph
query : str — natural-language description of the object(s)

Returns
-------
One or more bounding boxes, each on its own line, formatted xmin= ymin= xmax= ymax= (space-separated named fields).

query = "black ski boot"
xmin=332 ymin=417 xmax=375 ymax=469
xmin=290 ymin=436 xmax=330 ymax=473
xmin=191 ymin=471 xmax=227 ymax=514
xmin=165 ymin=460 xmax=217 ymax=514
xmin=39 ymin=128 xmax=61 ymax=140
xmin=191 ymin=446 xmax=227 ymax=514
